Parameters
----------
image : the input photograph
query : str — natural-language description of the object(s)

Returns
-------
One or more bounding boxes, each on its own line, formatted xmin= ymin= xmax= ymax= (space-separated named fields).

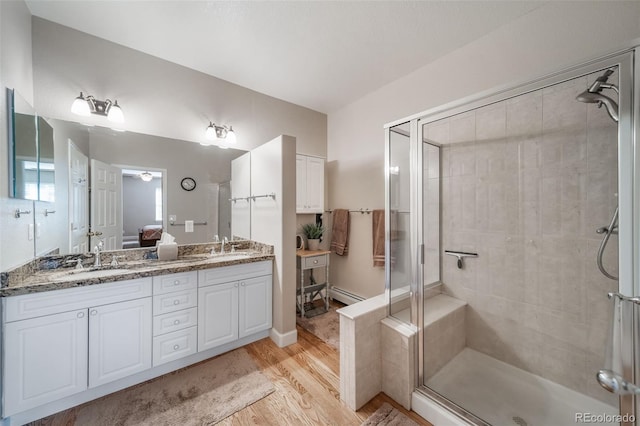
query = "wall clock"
xmin=180 ymin=177 xmax=196 ymax=191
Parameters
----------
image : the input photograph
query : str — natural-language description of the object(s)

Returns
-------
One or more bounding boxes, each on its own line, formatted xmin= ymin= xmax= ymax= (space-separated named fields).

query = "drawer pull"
xmin=173 ymin=344 xmax=180 ymax=351
xmin=173 ymin=300 xmax=180 ymax=305
xmin=77 ymin=312 xmax=85 ymax=319
xmin=241 ymin=282 xmax=245 ymax=286
xmin=90 ymin=310 xmax=98 ymax=316
xmin=174 ymin=280 xmax=180 ymax=285
xmin=313 ymin=260 xmax=318 ymax=264
xmin=174 ymin=319 xmax=180 ymax=325
xmin=234 ymin=283 xmax=238 ymax=288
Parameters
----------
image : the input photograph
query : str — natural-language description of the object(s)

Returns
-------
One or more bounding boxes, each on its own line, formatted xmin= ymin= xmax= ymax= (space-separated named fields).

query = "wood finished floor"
xmin=31 ymin=325 xmax=431 ymax=425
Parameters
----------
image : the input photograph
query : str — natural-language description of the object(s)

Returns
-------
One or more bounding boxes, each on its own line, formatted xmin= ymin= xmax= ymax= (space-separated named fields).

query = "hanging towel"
xmin=372 ymin=209 xmax=385 ymax=267
xmin=330 ymin=209 xmax=350 ymax=255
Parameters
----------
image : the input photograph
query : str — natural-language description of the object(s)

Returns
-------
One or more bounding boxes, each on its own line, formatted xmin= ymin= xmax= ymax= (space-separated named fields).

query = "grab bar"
xmin=444 ymin=250 xmax=478 ymax=269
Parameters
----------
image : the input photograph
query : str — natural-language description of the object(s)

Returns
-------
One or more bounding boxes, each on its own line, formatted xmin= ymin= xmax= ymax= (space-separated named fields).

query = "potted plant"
xmin=301 ymin=223 xmax=325 ymax=251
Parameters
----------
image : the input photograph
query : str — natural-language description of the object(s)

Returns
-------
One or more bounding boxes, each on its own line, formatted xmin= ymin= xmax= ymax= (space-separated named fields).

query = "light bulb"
xmin=205 ymin=122 xmax=217 ymax=140
xmin=107 ymin=100 xmax=124 ymax=123
xmin=225 ymin=126 xmax=236 ymax=145
xmin=71 ymin=92 xmax=90 ymax=116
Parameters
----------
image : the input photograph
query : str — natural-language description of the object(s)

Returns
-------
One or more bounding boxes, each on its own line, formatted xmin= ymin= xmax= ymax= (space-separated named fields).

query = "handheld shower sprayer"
xmin=576 ymin=68 xmax=619 ymax=123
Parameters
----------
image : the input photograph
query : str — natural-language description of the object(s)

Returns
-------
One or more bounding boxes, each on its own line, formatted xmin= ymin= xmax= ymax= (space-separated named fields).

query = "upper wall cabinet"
xmin=296 ymin=154 xmax=324 ymax=214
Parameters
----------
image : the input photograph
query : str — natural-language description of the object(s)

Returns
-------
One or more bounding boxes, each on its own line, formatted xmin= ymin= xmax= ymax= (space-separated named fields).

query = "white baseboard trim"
xmin=270 ymin=327 xmax=297 ymax=347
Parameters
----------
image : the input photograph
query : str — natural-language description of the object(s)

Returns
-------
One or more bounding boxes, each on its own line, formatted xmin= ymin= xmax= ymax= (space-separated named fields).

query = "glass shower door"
xmin=387 ymin=122 xmax=413 ymax=321
xmin=416 ymin=63 xmax=631 ymax=425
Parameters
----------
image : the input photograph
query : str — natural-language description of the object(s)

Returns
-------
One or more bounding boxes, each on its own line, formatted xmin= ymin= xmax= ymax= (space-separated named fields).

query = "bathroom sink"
xmin=215 ymin=252 xmax=253 ymax=261
xmin=52 ymin=268 xmax=131 ymax=281
xmin=178 ymin=252 xmax=254 ymax=262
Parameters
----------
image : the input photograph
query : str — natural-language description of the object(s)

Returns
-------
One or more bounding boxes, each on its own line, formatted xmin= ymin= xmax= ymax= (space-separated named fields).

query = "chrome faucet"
xmin=211 ymin=235 xmax=220 ymax=255
xmin=221 ymin=236 xmax=229 ymax=254
xmin=94 ymin=239 xmax=104 ymax=267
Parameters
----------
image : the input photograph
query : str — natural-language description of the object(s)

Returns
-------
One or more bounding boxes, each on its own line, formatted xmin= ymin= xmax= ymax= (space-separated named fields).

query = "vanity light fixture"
xmin=71 ymin=92 xmax=125 ymax=123
xmin=139 ymin=171 xmax=153 ymax=182
xmin=204 ymin=122 xmax=236 ymax=147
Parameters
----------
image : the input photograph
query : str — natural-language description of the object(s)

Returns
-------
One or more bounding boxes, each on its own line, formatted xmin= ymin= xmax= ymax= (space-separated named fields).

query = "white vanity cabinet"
xmin=1 ymin=259 xmax=273 ymax=424
xmin=296 ymin=154 xmax=324 ymax=213
xmin=88 ymin=297 xmax=152 ymax=387
xmin=152 ymin=271 xmax=198 ymax=366
xmin=198 ymin=261 xmax=272 ymax=352
xmin=3 ymin=310 xmax=89 ymax=416
xmin=2 ymin=278 xmax=152 ymax=416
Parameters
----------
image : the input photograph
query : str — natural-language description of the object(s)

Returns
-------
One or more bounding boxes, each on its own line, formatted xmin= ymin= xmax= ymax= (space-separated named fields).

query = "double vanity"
xmin=0 ymin=241 xmax=274 ymax=425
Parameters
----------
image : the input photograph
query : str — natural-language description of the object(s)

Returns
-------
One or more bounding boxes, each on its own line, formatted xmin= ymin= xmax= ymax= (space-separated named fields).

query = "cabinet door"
xmin=4 ymin=310 xmax=88 ymax=416
xmin=198 ymin=282 xmax=238 ymax=351
xmin=239 ymin=275 xmax=273 ymax=338
xmin=305 ymin=156 xmax=325 ymax=213
xmin=296 ymin=154 xmax=308 ymax=212
xmin=89 ymin=298 xmax=152 ymax=388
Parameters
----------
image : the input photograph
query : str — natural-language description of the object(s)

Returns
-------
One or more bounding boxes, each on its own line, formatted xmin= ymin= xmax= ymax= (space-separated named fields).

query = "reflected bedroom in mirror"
xmin=7 ymin=88 xmax=247 ymax=259
xmin=55 ymin=119 xmax=245 ymax=255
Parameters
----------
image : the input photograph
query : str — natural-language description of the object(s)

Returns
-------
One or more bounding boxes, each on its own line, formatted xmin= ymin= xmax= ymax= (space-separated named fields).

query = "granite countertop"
xmin=1 ymin=240 xmax=274 ymax=297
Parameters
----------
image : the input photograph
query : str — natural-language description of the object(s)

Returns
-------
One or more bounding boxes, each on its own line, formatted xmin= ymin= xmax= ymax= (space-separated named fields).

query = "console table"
xmin=296 ymin=249 xmax=331 ymax=318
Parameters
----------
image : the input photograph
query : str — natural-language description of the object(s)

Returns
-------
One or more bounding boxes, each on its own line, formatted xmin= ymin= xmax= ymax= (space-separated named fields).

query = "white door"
xmin=239 ymin=275 xmax=272 ymax=338
xmin=3 ymin=310 xmax=88 ymax=416
xmin=305 ymin=156 xmax=325 ymax=213
xmin=88 ymin=298 xmax=152 ymax=388
xmin=90 ymin=159 xmax=122 ymax=250
xmin=295 ymin=155 xmax=307 ymax=212
xmin=69 ymin=142 xmax=89 ymax=253
xmin=198 ymin=283 xmax=238 ymax=351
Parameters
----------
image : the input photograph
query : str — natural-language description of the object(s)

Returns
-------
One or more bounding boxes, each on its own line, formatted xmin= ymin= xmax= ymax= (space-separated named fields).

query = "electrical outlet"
xmin=169 ymin=215 xmax=176 ymax=224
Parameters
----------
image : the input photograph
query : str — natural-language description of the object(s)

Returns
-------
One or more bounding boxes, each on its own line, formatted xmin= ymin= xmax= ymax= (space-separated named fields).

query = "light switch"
xmin=28 ymin=223 xmax=34 ymax=241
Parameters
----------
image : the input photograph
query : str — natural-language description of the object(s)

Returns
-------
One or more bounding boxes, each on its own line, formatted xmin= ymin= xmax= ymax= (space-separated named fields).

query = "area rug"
xmin=296 ymin=302 xmax=340 ymax=350
xmin=74 ymin=347 xmax=275 ymax=425
xmin=361 ymin=402 xmax=420 ymax=426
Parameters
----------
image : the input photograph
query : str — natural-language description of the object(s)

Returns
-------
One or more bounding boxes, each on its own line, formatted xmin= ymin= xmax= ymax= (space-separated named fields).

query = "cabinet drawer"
xmin=152 ymin=271 xmax=197 ymax=295
xmin=153 ymin=307 xmax=197 ymax=336
xmin=4 ymin=278 xmax=152 ymax=322
xmin=153 ymin=289 xmax=197 ymax=315
xmin=198 ymin=261 xmax=272 ymax=287
xmin=153 ymin=326 xmax=197 ymax=366
xmin=303 ymin=255 xmax=327 ymax=269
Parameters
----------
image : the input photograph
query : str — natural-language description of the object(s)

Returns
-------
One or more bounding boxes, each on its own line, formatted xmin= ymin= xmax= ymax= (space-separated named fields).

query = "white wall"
xmin=0 ymin=0 xmax=36 ymax=270
xmin=250 ymin=135 xmax=297 ymax=346
xmin=327 ymin=1 xmax=640 ymax=299
xmin=31 ymin=17 xmax=327 ymax=155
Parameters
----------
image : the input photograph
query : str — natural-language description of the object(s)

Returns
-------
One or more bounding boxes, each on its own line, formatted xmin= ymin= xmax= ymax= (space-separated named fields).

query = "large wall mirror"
xmin=38 ymin=118 xmax=247 ymax=255
xmin=8 ymin=88 xmax=56 ymax=201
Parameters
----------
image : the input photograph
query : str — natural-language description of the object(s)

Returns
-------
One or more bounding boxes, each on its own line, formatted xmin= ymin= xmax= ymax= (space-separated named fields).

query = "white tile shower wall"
xmin=431 ymin=71 xmax=618 ymax=406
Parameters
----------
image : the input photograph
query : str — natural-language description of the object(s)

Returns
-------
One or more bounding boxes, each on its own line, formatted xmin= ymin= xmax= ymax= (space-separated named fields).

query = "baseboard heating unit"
xmin=330 ymin=286 xmax=365 ymax=305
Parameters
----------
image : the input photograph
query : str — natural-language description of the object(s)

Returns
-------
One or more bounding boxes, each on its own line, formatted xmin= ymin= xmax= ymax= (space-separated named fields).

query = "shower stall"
xmin=385 ymin=50 xmax=639 ymax=425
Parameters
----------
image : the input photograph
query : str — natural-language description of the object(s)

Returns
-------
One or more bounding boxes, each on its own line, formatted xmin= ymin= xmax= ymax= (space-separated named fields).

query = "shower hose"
xmin=596 ymin=206 xmax=618 ymax=281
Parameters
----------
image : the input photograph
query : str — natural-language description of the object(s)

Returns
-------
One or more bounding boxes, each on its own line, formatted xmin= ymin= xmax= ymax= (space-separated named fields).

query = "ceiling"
xmin=25 ymin=1 xmax=544 ymax=114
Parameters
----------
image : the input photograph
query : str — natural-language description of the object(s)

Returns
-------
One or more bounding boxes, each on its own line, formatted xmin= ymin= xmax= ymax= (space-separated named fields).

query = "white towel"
xmin=185 ymin=220 xmax=194 ymax=233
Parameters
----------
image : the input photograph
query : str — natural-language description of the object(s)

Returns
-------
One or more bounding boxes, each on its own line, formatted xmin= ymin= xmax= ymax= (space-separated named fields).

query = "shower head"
xmin=588 ymin=68 xmax=617 ymax=93
xmin=576 ymin=90 xmax=619 ymax=122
